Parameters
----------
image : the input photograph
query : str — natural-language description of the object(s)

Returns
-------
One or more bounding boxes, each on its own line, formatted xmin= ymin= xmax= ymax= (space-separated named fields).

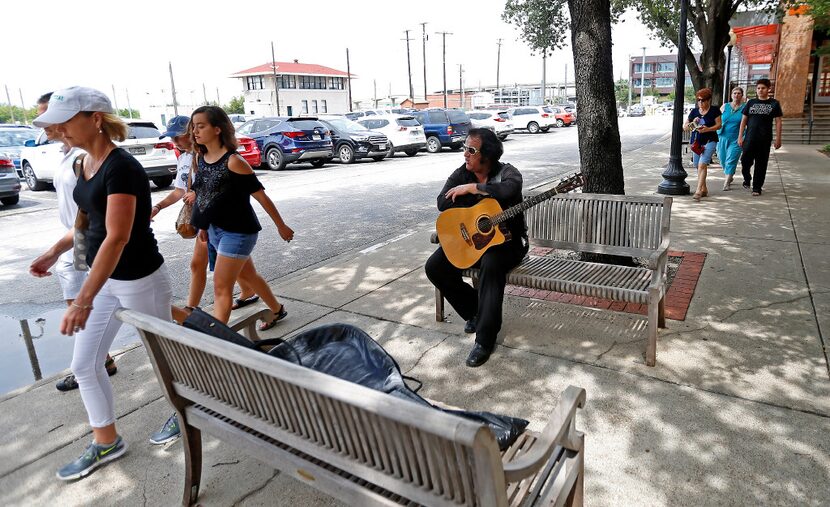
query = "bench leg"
xmin=566 ymin=444 xmax=585 ymax=506
xmin=435 ymin=288 xmax=445 ymax=322
xmin=182 ymin=421 xmax=202 ymax=506
xmin=658 ymin=294 xmax=666 ymax=328
xmin=646 ymin=290 xmax=659 ymax=367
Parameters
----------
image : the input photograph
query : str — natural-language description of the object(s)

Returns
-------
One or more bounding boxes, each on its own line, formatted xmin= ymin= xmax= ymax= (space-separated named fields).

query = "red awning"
xmin=733 ymin=25 xmax=779 ymax=65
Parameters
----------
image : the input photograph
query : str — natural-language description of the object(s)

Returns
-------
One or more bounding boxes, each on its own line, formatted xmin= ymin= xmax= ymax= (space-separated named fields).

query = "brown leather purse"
xmin=175 ymin=154 xmax=198 ymax=239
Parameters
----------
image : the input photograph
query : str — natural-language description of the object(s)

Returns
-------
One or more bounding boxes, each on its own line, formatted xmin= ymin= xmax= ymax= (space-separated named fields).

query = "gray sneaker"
xmin=149 ymin=413 xmax=181 ymax=445
xmin=56 ymin=436 xmax=128 ymax=481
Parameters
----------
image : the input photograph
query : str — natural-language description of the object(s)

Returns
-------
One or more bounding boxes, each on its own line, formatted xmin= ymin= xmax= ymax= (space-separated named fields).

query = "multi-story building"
xmin=629 ymin=54 xmax=693 ymax=98
xmin=231 ymin=60 xmax=350 ymax=117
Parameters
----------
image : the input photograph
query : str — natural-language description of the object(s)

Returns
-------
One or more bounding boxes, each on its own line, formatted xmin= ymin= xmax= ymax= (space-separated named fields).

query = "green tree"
xmin=504 ymin=0 xmax=626 ymax=195
xmin=224 ymin=96 xmax=245 ymax=114
xmin=0 ymin=105 xmax=39 ymax=125
xmin=615 ymin=78 xmax=631 ymax=104
xmin=117 ymin=108 xmax=141 ymax=118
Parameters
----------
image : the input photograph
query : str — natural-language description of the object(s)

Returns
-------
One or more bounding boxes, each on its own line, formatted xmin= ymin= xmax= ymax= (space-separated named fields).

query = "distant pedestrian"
xmin=188 ymin=105 xmax=294 ymax=327
xmin=685 ymin=88 xmax=722 ymax=201
xmin=29 ymin=92 xmax=118 ymax=393
xmin=29 ymin=86 xmax=174 ymax=481
xmin=738 ymin=78 xmax=783 ymax=196
xmin=717 ymin=87 xmax=745 ymax=191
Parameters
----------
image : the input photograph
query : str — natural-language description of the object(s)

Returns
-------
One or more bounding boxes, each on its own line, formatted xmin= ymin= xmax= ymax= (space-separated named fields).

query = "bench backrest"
xmin=118 ymin=310 xmax=509 ymax=507
xmin=524 ymin=193 xmax=672 ymax=256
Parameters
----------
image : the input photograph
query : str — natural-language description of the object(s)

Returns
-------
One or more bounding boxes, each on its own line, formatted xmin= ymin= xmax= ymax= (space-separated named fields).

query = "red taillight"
xmin=0 ymin=158 xmax=13 ymax=170
xmin=291 ymin=148 xmax=302 ymax=153
xmin=284 ymin=131 xmax=305 ymax=139
xmin=154 ymin=142 xmax=175 ymax=150
xmin=399 ymin=126 xmax=408 ymax=131
xmin=447 ymin=125 xmax=453 ymax=135
xmin=541 ymin=113 xmax=550 ymax=118
xmin=494 ymin=117 xmax=506 ymax=122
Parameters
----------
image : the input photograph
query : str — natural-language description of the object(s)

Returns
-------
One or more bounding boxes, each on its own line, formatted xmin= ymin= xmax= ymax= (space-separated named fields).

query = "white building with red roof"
xmin=231 ymin=60 xmax=351 ymax=117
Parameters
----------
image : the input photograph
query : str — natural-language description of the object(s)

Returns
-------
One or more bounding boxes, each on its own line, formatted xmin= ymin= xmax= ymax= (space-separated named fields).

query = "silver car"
xmin=467 ymin=110 xmax=514 ymax=140
xmin=0 ymin=154 xmax=21 ymax=206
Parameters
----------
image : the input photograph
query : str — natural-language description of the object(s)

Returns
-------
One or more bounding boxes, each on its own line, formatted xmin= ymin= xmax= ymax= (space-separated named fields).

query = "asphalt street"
xmin=0 ymin=115 xmax=672 ymax=320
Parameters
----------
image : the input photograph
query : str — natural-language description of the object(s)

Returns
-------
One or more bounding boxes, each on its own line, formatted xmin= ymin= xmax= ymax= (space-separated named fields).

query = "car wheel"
xmin=1 ymin=195 xmax=19 ymax=206
xmin=310 ymin=159 xmax=326 ymax=168
xmin=23 ymin=162 xmax=48 ymax=191
xmin=265 ymin=147 xmax=286 ymax=170
xmin=527 ymin=122 xmax=540 ymax=134
xmin=338 ymin=144 xmax=355 ymax=164
xmin=151 ymin=175 xmax=174 ymax=188
xmin=426 ymin=136 xmax=441 ymax=153
xmin=449 ymin=143 xmax=462 ymax=151
xmin=540 ymin=127 xmax=550 ymax=133
xmin=556 ymin=119 xmax=565 ymax=128
xmin=404 ymin=149 xmax=419 ymax=157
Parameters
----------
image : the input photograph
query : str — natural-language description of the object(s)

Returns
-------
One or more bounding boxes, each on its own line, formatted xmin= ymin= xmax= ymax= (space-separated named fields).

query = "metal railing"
xmin=807 ymin=77 xmax=814 ymax=145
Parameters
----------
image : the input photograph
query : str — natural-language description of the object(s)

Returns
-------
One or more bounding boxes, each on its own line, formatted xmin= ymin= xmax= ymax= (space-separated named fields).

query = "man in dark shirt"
xmin=425 ymin=128 xmax=528 ymax=367
xmin=738 ymin=78 xmax=783 ymax=196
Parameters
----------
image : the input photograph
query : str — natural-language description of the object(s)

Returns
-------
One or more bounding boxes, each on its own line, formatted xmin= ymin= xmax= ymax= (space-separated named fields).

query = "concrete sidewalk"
xmin=1 ymin=137 xmax=828 ymax=506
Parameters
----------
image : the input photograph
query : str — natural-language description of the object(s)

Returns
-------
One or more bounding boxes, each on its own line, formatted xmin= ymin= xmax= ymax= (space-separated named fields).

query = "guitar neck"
xmin=491 ymin=187 xmax=560 ymax=225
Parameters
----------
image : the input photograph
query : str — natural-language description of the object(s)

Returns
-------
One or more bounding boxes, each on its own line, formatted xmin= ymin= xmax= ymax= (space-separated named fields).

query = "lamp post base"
xmin=657 ymin=156 xmax=690 ymax=195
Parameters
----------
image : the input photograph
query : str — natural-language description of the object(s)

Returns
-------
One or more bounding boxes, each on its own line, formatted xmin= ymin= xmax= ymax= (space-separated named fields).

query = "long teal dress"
xmin=717 ymin=102 xmax=745 ymax=175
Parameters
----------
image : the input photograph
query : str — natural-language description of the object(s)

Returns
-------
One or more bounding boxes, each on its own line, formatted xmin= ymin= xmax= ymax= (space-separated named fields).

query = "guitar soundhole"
xmin=477 ymin=216 xmax=492 ymax=233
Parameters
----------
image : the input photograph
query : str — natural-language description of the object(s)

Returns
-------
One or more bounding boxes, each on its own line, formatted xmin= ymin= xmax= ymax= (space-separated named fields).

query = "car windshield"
xmin=128 ymin=125 xmax=162 ymax=139
xmin=286 ymin=119 xmax=322 ymax=131
xmin=326 ymin=118 xmax=368 ymax=133
xmin=396 ymin=118 xmax=420 ymax=126
xmin=469 ymin=113 xmax=490 ymax=120
xmin=0 ymin=129 xmax=39 ymax=147
xmin=447 ymin=110 xmax=469 ymax=123
xmin=498 ymin=112 xmax=509 ymax=120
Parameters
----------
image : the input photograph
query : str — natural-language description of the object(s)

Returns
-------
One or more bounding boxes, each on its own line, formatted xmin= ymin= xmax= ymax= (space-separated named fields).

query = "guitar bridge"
xmin=459 ymin=223 xmax=473 ymax=246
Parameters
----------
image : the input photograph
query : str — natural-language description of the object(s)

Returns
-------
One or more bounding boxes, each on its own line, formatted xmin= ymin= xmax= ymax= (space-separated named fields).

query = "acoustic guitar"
xmin=436 ymin=172 xmax=585 ymax=268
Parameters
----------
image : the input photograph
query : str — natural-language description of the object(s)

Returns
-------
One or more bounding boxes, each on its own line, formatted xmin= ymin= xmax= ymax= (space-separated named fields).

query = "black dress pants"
xmin=741 ymin=138 xmax=772 ymax=192
xmin=425 ymin=239 xmax=528 ymax=350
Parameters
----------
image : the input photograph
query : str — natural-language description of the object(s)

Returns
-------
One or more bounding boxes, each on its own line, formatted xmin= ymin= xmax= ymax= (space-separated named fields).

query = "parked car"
xmin=228 ymin=114 xmax=247 ymax=129
xmin=236 ymin=117 xmax=333 ymax=171
xmin=345 ymin=108 xmax=413 ymax=121
xmin=410 ymin=108 xmax=471 ymax=153
xmin=236 ymin=135 xmax=261 ymax=167
xmin=318 ymin=116 xmax=390 ymax=163
xmin=544 ymin=106 xmax=575 ymax=127
xmin=507 ymin=106 xmax=556 ymax=133
xmin=19 ymin=119 xmax=177 ymax=191
xmin=628 ymin=105 xmax=646 ymax=117
xmin=0 ymin=126 xmax=39 ymax=178
xmin=0 ymin=155 xmax=21 ymax=206
xmin=466 ymin=110 xmax=514 ymax=140
xmin=355 ymin=114 xmax=426 ymax=157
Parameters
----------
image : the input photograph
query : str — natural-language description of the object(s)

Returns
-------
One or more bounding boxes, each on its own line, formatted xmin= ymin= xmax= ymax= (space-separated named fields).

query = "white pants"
xmin=71 ymin=264 xmax=172 ymax=428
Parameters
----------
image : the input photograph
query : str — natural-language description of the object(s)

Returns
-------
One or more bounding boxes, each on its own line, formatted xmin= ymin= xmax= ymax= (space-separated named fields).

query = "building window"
xmin=657 ymin=62 xmax=675 ymax=73
xmin=286 ymin=105 xmax=293 ymax=116
xmin=633 ymin=63 xmax=654 ymax=74
xmin=328 ymin=77 xmax=344 ymax=90
xmin=299 ymin=76 xmax=326 ymax=89
xmin=655 ymin=77 xmax=674 ymax=87
xmin=278 ymin=75 xmax=296 ymax=89
xmin=301 ymin=100 xmax=308 ymax=114
xmin=245 ymin=76 xmax=264 ymax=90
xmin=311 ymin=100 xmax=318 ymax=113
xmin=321 ymin=100 xmax=327 ymax=113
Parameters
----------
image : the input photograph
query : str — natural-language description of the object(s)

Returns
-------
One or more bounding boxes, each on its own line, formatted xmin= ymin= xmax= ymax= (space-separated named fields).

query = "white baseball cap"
xmin=33 ymin=86 xmax=115 ymax=127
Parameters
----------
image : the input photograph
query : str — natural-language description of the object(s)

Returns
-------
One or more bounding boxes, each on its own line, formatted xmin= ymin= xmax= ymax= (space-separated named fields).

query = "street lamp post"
xmin=657 ymin=0 xmax=691 ymax=196
xmin=723 ymin=29 xmax=737 ymax=104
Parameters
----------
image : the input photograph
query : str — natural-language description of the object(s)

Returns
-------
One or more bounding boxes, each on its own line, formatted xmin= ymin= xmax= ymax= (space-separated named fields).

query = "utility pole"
xmin=627 ymin=54 xmax=632 ymax=112
xmin=541 ymin=53 xmax=547 ymax=106
xmin=563 ymin=63 xmax=568 ymax=103
xmin=420 ymin=22 xmax=428 ymax=101
xmin=436 ymin=31 xmax=453 ymax=108
xmin=168 ymin=61 xmax=179 ymax=116
xmin=271 ymin=41 xmax=281 ymax=116
xmin=346 ymin=48 xmax=353 ymax=112
xmin=403 ymin=30 xmax=414 ymax=100
xmin=202 ymin=83 xmax=208 ymax=105
xmin=496 ymin=38 xmax=503 ymax=92
xmin=216 ymin=87 xmax=220 ymax=106
xmin=125 ymin=88 xmax=133 ymax=118
xmin=373 ymin=79 xmax=378 ymax=108
xmin=458 ymin=64 xmax=464 ymax=109
xmin=4 ymin=85 xmax=15 ymax=124
xmin=640 ymin=47 xmax=646 ymax=105
xmin=18 ymin=89 xmax=27 ymax=124
xmin=111 ymin=85 xmax=120 ymax=113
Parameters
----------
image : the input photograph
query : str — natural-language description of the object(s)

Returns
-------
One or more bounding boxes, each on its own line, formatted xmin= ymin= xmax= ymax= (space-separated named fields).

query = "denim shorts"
xmin=693 ymin=141 xmax=717 ymax=166
xmin=207 ymin=225 xmax=258 ymax=260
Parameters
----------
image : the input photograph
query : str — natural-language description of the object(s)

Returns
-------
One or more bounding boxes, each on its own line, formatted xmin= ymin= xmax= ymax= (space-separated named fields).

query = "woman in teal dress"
xmin=717 ymin=87 xmax=745 ymax=190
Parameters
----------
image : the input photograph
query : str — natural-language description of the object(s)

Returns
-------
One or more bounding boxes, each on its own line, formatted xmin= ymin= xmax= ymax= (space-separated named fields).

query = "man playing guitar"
xmin=425 ymin=128 xmax=528 ymax=367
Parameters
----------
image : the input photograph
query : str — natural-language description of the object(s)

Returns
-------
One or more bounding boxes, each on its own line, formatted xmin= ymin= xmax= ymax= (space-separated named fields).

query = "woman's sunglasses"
xmin=462 ymin=144 xmax=480 ymax=155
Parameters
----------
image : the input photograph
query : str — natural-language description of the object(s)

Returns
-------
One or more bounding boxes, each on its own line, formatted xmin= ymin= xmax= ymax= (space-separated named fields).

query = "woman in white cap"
xmin=29 ymin=86 xmax=173 ymax=481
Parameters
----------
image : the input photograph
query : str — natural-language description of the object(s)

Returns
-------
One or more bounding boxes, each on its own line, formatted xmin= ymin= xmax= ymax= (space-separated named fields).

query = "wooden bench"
xmin=118 ymin=309 xmax=587 ymax=507
xmin=434 ymin=193 xmax=672 ymax=366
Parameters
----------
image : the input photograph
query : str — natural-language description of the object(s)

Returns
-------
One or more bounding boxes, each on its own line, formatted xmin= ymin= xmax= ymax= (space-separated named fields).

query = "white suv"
xmin=355 ymin=114 xmax=427 ymax=157
xmin=467 ymin=110 xmax=514 ymax=140
xmin=19 ymin=119 xmax=178 ymax=191
xmin=507 ymin=106 xmax=557 ymax=133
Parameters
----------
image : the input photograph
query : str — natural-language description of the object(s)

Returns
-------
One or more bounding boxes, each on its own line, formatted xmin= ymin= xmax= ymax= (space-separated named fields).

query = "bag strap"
xmin=73 ymin=153 xmax=87 ymax=179
xmin=187 ymin=153 xmax=195 ymax=192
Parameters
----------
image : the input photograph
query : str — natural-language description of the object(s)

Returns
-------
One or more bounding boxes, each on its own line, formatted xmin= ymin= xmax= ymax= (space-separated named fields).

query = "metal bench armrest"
xmin=502 ymin=385 xmax=586 ymax=482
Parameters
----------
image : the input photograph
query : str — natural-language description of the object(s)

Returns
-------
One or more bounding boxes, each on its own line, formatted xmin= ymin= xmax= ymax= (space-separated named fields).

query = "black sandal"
xmin=231 ymin=295 xmax=260 ymax=310
xmin=259 ymin=305 xmax=287 ymax=331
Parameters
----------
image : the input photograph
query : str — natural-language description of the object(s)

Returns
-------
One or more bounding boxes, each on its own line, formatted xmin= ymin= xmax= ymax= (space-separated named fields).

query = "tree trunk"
xmin=567 ymin=0 xmax=624 ymax=195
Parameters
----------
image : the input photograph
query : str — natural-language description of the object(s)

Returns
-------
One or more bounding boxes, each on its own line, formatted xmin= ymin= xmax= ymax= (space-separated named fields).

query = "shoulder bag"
xmin=72 ymin=154 xmax=90 ymax=271
xmin=175 ymin=154 xmax=198 ymax=239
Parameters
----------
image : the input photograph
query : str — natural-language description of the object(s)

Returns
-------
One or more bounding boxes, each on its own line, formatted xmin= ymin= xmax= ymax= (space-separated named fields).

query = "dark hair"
xmin=190 ymin=105 xmax=237 ymax=155
xmin=695 ymin=88 xmax=713 ymax=101
xmin=467 ymin=127 xmax=503 ymax=166
xmin=37 ymin=92 xmax=53 ymax=105
xmin=756 ymin=78 xmax=772 ymax=88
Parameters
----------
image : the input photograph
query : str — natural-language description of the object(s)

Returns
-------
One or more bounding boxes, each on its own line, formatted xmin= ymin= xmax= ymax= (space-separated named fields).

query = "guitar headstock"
xmin=555 ymin=172 xmax=585 ymax=194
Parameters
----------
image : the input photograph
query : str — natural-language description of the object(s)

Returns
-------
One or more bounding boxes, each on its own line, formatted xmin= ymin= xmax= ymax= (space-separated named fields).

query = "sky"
xmin=1 ymin=0 xmax=678 ymax=115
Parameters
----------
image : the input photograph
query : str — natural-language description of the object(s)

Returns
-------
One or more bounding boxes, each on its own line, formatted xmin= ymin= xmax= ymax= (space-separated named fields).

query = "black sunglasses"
xmin=462 ymin=144 xmax=480 ymax=155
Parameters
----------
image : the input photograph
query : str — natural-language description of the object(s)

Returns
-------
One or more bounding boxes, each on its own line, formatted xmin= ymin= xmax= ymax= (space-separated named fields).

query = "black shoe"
xmin=465 ymin=344 xmax=492 ymax=367
xmin=464 ymin=317 xmax=477 ymax=334
xmin=56 ymin=358 xmax=117 ymax=392
xmin=742 ymin=182 xmax=751 ymax=190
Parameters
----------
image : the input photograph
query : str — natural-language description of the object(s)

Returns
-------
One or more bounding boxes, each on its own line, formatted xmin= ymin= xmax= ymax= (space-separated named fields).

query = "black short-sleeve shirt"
xmin=742 ymin=98 xmax=783 ymax=143
xmin=687 ymin=105 xmax=722 ymax=144
xmin=73 ymin=148 xmax=164 ymax=280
